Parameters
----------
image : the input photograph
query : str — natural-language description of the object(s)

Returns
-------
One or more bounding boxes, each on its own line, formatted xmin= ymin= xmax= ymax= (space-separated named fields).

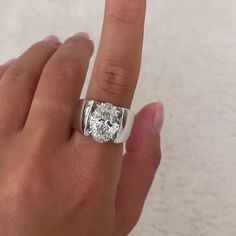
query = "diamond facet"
xmin=85 ymin=102 xmax=123 ymax=143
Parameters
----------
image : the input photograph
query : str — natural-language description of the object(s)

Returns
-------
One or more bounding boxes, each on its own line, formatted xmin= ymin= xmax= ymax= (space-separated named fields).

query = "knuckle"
xmin=107 ymin=5 xmax=138 ymax=25
xmin=4 ymin=63 xmax=28 ymax=82
xmin=56 ymin=169 xmax=107 ymax=209
xmin=10 ymin=161 xmax=43 ymax=200
xmin=63 ymin=156 xmax=109 ymax=204
xmin=75 ymin=171 xmax=106 ymax=200
xmin=14 ymin=147 xmax=58 ymax=199
xmin=95 ymin=54 xmax=136 ymax=97
xmin=44 ymin=56 xmax=78 ymax=78
xmin=76 ymin=185 xmax=100 ymax=208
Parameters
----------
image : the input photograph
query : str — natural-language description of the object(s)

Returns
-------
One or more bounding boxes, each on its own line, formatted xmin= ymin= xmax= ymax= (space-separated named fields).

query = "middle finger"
xmin=25 ymin=33 xmax=94 ymax=142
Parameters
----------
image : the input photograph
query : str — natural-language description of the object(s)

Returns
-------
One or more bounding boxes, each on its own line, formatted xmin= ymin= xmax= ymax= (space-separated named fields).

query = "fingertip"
xmin=42 ymin=35 xmax=61 ymax=46
xmin=153 ymin=102 xmax=164 ymax=135
xmin=74 ymin=32 xmax=90 ymax=39
xmin=65 ymin=32 xmax=94 ymax=57
xmin=135 ymin=102 xmax=164 ymax=124
xmin=126 ymin=102 xmax=163 ymax=153
xmin=74 ymin=32 xmax=94 ymax=57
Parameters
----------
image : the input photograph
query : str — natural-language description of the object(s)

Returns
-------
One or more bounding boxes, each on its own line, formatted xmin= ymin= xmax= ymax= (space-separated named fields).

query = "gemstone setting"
xmin=84 ymin=101 xmax=123 ymax=143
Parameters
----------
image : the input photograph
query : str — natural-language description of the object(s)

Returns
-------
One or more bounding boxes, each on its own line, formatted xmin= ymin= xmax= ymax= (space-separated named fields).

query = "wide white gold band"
xmin=73 ymin=99 xmax=135 ymax=144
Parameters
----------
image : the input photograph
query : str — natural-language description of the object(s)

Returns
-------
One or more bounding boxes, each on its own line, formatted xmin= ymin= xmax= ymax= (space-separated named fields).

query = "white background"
xmin=0 ymin=0 xmax=236 ymax=235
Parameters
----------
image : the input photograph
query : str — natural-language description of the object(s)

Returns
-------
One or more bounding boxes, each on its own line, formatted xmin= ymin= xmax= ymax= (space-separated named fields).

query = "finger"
xmin=114 ymin=103 xmax=164 ymax=235
xmin=0 ymin=59 xmax=16 ymax=78
xmin=0 ymin=37 xmax=60 ymax=136
xmin=87 ymin=0 xmax=146 ymax=107
xmin=72 ymin=0 xmax=147 ymax=192
xmin=25 ymin=33 xmax=94 ymax=142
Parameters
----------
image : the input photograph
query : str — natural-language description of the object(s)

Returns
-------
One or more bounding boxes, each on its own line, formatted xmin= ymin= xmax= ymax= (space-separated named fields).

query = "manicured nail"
xmin=153 ymin=102 xmax=164 ymax=134
xmin=74 ymin=32 xmax=90 ymax=39
xmin=73 ymin=32 xmax=94 ymax=56
xmin=42 ymin=35 xmax=60 ymax=44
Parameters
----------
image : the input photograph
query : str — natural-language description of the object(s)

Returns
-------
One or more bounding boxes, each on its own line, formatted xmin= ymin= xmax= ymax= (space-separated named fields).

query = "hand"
xmin=0 ymin=0 xmax=164 ymax=235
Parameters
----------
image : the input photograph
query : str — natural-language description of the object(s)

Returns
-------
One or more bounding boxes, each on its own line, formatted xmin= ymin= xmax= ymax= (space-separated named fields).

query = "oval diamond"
xmin=86 ymin=102 xmax=123 ymax=143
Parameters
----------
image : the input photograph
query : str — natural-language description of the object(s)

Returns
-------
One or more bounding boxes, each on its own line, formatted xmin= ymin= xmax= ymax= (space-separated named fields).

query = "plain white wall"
xmin=1 ymin=0 xmax=236 ymax=235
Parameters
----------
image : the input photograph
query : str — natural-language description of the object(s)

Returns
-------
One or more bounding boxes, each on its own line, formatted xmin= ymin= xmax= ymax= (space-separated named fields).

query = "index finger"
xmin=87 ymin=0 xmax=146 ymax=108
xmin=72 ymin=0 xmax=147 ymax=194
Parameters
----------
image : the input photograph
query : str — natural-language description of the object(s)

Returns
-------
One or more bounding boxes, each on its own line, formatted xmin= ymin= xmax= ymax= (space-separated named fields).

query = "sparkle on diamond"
xmin=86 ymin=102 xmax=123 ymax=143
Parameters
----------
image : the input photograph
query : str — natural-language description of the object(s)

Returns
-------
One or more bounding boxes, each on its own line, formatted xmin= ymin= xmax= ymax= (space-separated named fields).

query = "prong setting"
xmin=84 ymin=101 xmax=123 ymax=143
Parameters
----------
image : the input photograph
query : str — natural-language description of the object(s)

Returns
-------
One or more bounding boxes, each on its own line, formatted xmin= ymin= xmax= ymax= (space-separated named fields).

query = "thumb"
xmin=114 ymin=102 xmax=164 ymax=235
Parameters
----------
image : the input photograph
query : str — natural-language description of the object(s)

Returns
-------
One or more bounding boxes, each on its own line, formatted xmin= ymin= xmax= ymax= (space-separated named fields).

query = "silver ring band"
xmin=73 ymin=99 xmax=135 ymax=143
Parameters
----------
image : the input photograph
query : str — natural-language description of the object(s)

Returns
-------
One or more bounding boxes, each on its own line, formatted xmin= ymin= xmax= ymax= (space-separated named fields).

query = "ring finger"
xmin=73 ymin=0 xmax=147 ymax=189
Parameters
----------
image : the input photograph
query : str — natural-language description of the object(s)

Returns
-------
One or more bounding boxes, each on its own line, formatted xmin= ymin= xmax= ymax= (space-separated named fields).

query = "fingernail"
xmin=42 ymin=35 xmax=60 ymax=44
xmin=153 ymin=102 xmax=164 ymax=134
xmin=74 ymin=32 xmax=90 ymax=39
xmin=4 ymin=58 xmax=16 ymax=65
xmin=73 ymin=32 xmax=94 ymax=56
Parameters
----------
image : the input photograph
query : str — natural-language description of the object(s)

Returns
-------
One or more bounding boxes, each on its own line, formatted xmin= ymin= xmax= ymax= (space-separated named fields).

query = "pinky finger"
xmin=114 ymin=103 xmax=164 ymax=235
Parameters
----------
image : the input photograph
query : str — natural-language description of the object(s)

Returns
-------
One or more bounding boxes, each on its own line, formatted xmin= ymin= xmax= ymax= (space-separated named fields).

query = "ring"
xmin=73 ymin=99 xmax=135 ymax=143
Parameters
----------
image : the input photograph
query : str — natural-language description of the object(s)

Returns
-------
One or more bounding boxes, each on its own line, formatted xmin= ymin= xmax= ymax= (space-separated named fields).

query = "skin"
xmin=0 ymin=0 xmax=164 ymax=235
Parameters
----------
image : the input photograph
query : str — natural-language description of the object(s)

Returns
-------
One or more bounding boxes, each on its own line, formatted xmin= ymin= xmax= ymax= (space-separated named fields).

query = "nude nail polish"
xmin=74 ymin=32 xmax=90 ymax=39
xmin=43 ymin=35 xmax=60 ymax=44
xmin=153 ymin=103 xmax=164 ymax=134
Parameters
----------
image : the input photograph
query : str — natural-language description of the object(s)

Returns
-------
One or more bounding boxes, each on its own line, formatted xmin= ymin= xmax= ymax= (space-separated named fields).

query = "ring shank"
xmin=114 ymin=108 xmax=135 ymax=143
xmin=73 ymin=99 xmax=87 ymax=133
